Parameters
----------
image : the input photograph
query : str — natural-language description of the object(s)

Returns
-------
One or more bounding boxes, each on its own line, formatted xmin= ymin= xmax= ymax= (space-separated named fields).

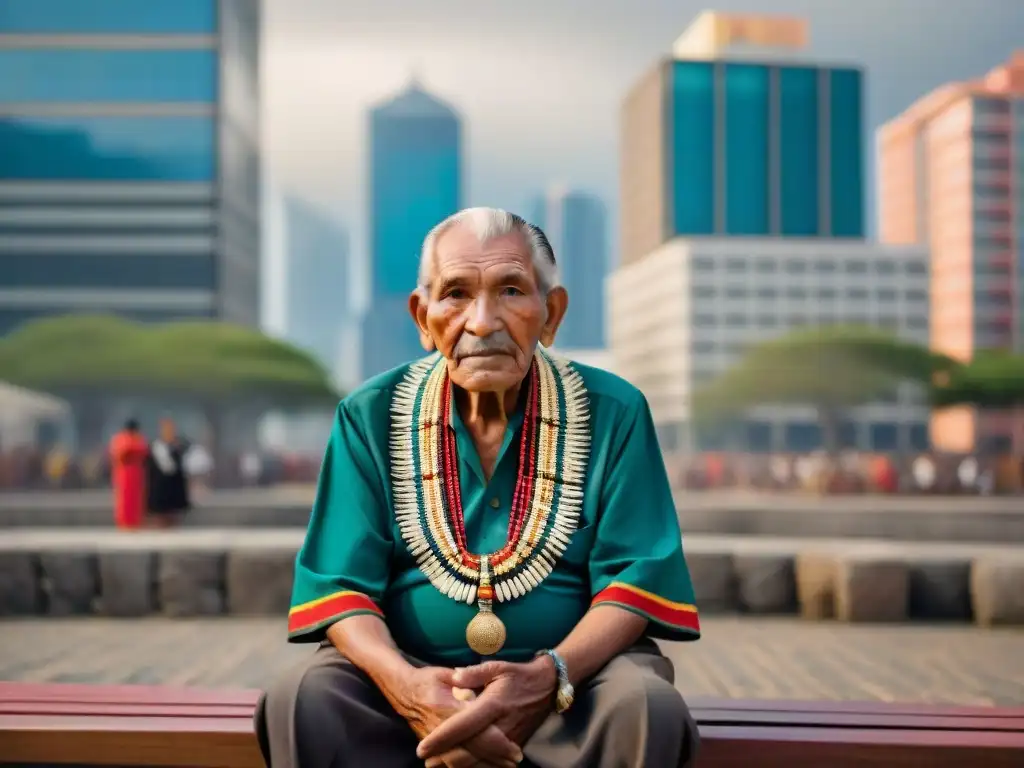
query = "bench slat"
xmin=0 ymin=681 xmax=259 ymax=707
xmin=700 ymin=726 xmax=1024 ymax=768
xmin=0 ymin=702 xmax=256 ymax=718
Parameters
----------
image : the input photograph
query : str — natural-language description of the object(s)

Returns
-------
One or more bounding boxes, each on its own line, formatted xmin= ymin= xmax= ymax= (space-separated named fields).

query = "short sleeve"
xmin=287 ymin=400 xmax=393 ymax=642
xmin=588 ymin=394 xmax=700 ymax=641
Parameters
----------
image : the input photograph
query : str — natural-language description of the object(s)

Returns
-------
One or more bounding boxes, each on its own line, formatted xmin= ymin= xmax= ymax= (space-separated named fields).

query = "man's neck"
xmin=456 ymin=386 xmax=521 ymax=432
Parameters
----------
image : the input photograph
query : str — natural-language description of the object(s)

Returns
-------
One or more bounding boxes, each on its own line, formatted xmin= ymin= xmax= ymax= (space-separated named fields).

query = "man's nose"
xmin=464 ymin=295 xmax=501 ymax=337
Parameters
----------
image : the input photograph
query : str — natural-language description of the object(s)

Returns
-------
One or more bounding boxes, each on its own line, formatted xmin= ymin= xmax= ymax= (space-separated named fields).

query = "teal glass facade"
xmin=669 ymin=62 xmax=715 ymax=235
xmin=666 ymin=61 xmax=864 ymax=239
xmin=723 ymin=64 xmax=770 ymax=234
xmin=829 ymin=69 xmax=864 ymax=238
xmin=0 ymin=116 xmax=215 ymax=181
xmin=0 ymin=0 xmax=216 ymax=33
xmin=778 ymin=67 xmax=819 ymax=236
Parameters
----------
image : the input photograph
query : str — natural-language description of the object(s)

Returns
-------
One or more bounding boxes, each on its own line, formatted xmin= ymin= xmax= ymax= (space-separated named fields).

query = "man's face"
xmin=410 ymin=226 xmax=567 ymax=393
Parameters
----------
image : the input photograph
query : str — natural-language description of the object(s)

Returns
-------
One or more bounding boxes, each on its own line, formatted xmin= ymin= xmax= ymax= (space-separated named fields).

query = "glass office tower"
xmin=360 ymin=82 xmax=462 ymax=379
xmin=0 ymin=0 xmax=261 ymax=334
xmin=622 ymin=58 xmax=864 ymax=265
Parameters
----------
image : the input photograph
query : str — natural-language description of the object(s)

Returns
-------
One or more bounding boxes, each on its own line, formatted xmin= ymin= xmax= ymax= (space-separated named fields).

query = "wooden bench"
xmin=2 ymin=681 xmax=1023 ymax=767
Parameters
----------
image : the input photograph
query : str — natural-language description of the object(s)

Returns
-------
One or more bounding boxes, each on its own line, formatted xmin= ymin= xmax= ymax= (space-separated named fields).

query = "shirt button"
xmin=489 ymin=497 xmax=501 ymax=509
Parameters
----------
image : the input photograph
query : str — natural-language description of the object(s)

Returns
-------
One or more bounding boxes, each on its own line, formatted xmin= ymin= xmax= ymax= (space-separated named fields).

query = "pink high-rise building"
xmin=878 ymin=53 xmax=1024 ymax=453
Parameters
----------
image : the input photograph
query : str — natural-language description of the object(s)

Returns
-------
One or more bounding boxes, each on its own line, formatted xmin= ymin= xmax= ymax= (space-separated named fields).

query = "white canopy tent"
xmin=0 ymin=381 xmax=70 ymax=450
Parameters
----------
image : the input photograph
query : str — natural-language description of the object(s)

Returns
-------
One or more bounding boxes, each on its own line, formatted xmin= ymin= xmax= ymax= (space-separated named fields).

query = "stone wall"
xmin=2 ymin=542 xmax=1022 ymax=626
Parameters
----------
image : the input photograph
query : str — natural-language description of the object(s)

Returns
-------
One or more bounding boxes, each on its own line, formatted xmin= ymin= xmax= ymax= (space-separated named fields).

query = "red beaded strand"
xmin=438 ymin=362 xmax=540 ymax=571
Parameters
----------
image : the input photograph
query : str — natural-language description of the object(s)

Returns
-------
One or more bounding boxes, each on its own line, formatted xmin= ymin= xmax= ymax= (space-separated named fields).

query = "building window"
xmin=844 ymin=260 xmax=868 ymax=274
xmin=0 ymin=252 xmax=215 ymax=290
xmin=784 ymin=259 xmax=807 ymax=273
xmin=725 ymin=286 xmax=748 ymax=299
xmin=0 ymin=0 xmax=216 ymax=33
xmin=785 ymin=286 xmax=807 ymax=299
xmin=878 ymin=316 xmax=899 ymax=330
xmin=693 ymin=313 xmax=717 ymax=327
xmin=905 ymin=289 xmax=927 ymax=302
xmin=755 ymin=260 xmax=777 ymax=273
xmin=814 ymin=260 xmax=837 ymax=273
xmin=692 ymin=341 xmax=716 ymax=354
xmin=904 ymin=262 xmax=927 ymax=275
xmin=786 ymin=314 xmax=808 ymax=326
xmin=846 ymin=287 xmax=868 ymax=300
xmin=756 ymin=287 xmax=778 ymax=299
xmin=816 ymin=288 xmax=837 ymax=299
xmin=869 ymin=423 xmax=899 ymax=452
xmin=877 ymin=288 xmax=898 ymax=301
xmin=694 ymin=286 xmax=717 ymax=298
xmin=973 ymin=97 xmax=1010 ymax=115
xmin=876 ymin=262 xmax=897 ymax=275
xmin=0 ymin=116 xmax=215 ymax=181
xmin=693 ymin=256 xmax=715 ymax=271
xmin=756 ymin=314 xmax=778 ymax=327
xmin=725 ymin=257 xmax=747 ymax=272
xmin=829 ymin=69 xmax=864 ymax=238
xmin=723 ymin=64 xmax=770 ymax=235
xmin=671 ymin=62 xmax=715 ymax=235
xmin=725 ymin=314 xmax=747 ymax=327
xmin=0 ymin=50 xmax=217 ymax=104
xmin=778 ymin=67 xmax=820 ymax=236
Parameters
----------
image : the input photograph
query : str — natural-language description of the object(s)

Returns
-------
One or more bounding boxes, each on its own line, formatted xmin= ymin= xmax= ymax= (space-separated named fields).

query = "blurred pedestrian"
xmin=146 ymin=417 xmax=191 ymax=528
xmin=109 ymin=419 xmax=148 ymax=530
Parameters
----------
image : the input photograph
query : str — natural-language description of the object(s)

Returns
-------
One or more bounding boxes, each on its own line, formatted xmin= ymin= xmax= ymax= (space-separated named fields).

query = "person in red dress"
xmin=109 ymin=418 xmax=148 ymax=530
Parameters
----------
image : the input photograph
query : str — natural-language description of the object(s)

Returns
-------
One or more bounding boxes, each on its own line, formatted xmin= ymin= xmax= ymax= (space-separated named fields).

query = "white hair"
xmin=417 ymin=207 xmax=561 ymax=293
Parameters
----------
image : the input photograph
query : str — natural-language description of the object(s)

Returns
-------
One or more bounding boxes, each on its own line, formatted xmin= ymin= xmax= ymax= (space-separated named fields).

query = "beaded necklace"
xmin=390 ymin=348 xmax=590 ymax=655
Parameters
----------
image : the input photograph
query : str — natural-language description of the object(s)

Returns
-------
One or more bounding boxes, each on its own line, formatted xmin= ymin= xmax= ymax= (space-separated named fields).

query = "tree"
xmin=692 ymin=325 xmax=948 ymax=453
xmin=0 ymin=314 xmax=340 ymax=449
xmin=931 ymin=351 xmax=1024 ymax=410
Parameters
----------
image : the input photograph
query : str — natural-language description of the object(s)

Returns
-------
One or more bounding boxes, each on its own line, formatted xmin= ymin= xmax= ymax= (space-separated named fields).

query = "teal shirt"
xmin=287 ymin=357 xmax=700 ymax=667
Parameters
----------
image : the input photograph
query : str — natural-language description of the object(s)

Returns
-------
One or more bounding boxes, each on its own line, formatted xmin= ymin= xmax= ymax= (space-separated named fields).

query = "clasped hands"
xmin=400 ymin=657 xmax=558 ymax=768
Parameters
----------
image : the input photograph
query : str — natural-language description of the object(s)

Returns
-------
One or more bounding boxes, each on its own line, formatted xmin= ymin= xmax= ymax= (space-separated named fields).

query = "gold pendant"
xmin=466 ymin=554 xmax=505 ymax=655
xmin=466 ymin=607 xmax=506 ymax=656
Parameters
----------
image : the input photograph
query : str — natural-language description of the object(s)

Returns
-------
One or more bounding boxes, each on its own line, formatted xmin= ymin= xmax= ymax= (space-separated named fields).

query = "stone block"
xmin=226 ymin=549 xmax=295 ymax=615
xmin=795 ymin=553 xmax=837 ymax=620
xmin=39 ymin=552 xmax=98 ymax=616
xmin=97 ymin=551 xmax=155 ymax=616
xmin=971 ymin=559 xmax=1024 ymax=626
xmin=907 ymin=560 xmax=971 ymax=622
xmin=0 ymin=551 xmax=42 ymax=615
xmin=158 ymin=551 xmax=226 ymax=617
xmin=835 ymin=556 xmax=909 ymax=623
xmin=686 ymin=552 xmax=737 ymax=613
xmin=733 ymin=554 xmax=797 ymax=614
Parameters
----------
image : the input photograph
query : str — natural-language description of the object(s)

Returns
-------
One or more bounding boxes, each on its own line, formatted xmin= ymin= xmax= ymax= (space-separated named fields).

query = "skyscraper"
xmin=284 ymin=198 xmax=349 ymax=376
xmin=878 ymin=52 xmax=1024 ymax=453
xmin=360 ymin=80 xmax=462 ymax=379
xmin=609 ymin=12 xmax=929 ymax=454
xmin=0 ymin=0 xmax=261 ymax=334
xmin=621 ymin=11 xmax=864 ymax=267
xmin=530 ymin=187 xmax=608 ymax=349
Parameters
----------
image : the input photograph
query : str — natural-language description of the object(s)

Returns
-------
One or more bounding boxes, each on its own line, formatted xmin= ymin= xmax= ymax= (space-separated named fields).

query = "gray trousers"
xmin=255 ymin=641 xmax=699 ymax=768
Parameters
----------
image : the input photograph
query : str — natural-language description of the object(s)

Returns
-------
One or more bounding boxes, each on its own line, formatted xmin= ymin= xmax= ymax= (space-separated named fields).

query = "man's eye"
xmin=445 ymin=289 xmax=466 ymax=300
xmin=500 ymin=286 xmax=524 ymax=297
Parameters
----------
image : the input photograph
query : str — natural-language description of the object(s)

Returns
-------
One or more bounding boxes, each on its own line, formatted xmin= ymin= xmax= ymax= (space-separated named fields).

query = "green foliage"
xmin=0 ymin=313 xmax=340 ymax=406
xmin=932 ymin=350 xmax=1024 ymax=409
xmin=693 ymin=325 xmax=945 ymax=422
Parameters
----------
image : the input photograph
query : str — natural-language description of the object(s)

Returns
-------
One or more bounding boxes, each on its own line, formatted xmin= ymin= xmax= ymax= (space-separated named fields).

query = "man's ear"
xmin=408 ymin=290 xmax=435 ymax=351
xmin=539 ymin=287 xmax=568 ymax=347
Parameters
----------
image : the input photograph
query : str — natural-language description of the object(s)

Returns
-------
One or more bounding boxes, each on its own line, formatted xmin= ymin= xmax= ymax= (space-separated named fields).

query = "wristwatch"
xmin=535 ymin=649 xmax=575 ymax=714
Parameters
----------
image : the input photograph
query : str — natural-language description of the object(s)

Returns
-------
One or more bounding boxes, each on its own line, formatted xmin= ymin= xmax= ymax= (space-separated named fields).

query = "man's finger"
xmin=467 ymin=724 xmax=523 ymax=766
xmin=416 ymin=698 xmax=504 ymax=758
xmin=451 ymin=661 xmax=506 ymax=690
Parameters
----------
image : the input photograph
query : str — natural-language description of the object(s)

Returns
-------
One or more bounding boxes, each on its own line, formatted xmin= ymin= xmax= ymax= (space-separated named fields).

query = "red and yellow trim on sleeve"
xmin=591 ymin=582 xmax=700 ymax=635
xmin=287 ymin=590 xmax=384 ymax=637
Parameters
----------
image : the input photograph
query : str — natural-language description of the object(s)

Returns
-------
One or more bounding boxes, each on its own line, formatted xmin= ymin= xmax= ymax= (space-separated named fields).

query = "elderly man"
xmin=256 ymin=207 xmax=702 ymax=768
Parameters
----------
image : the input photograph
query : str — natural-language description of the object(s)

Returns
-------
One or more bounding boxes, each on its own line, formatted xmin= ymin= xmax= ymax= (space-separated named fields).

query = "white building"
xmin=608 ymin=238 xmax=931 ymax=453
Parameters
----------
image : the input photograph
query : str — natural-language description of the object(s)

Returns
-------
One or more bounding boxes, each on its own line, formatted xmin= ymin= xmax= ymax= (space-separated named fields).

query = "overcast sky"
xmin=263 ymin=0 xmax=1022 ymax=287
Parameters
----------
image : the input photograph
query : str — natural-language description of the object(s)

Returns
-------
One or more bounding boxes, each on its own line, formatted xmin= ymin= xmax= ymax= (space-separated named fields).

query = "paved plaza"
xmin=1 ymin=617 xmax=1022 ymax=706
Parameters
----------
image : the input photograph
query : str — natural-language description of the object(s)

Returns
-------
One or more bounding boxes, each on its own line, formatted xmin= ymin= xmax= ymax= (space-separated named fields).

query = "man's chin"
xmin=450 ymin=359 xmax=524 ymax=392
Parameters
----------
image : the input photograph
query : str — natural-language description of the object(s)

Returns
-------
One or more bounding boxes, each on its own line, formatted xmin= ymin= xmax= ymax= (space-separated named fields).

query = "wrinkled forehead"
xmin=433 ymin=225 xmax=534 ymax=281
